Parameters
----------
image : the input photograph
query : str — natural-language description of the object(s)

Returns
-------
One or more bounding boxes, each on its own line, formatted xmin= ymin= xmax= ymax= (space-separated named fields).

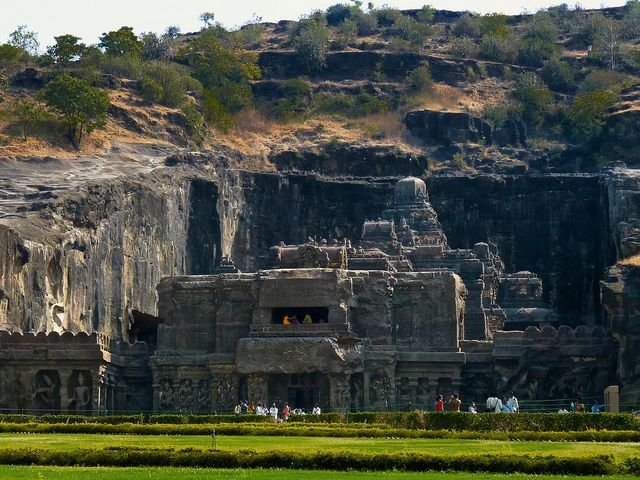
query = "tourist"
xmin=506 ymin=392 xmax=519 ymax=413
xmin=435 ymin=394 xmax=444 ymax=412
xmin=269 ymin=402 xmax=279 ymax=420
xmin=468 ymin=402 xmax=477 ymax=413
xmin=303 ymin=313 xmax=313 ymax=324
xmin=575 ymin=397 xmax=585 ymax=413
xmin=241 ymin=401 xmax=248 ymax=414
xmin=485 ymin=395 xmax=502 ymax=413
xmin=234 ymin=403 xmax=242 ymax=415
xmin=255 ymin=403 xmax=266 ymax=415
xmin=248 ymin=402 xmax=255 ymax=414
xmin=282 ymin=315 xmax=291 ymax=325
xmin=500 ymin=396 xmax=513 ymax=412
xmin=312 ymin=404 xmax=321 ymax=414
xmin=448 ymin=393 xmax=461 ymax=412
xmin=283 ymin=402 xmax=291 ymax=420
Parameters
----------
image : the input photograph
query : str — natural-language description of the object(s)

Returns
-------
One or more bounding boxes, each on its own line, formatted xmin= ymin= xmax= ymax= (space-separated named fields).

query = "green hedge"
xmin=0 ymin=421 xmax=639 ymax=442
xmin=307 ymin=411 xmax=640 ymax=432
xmin=2 ymin=412 xmax=638 ymax=432
xmin=0 ymin=447 xmax=626 ymax=475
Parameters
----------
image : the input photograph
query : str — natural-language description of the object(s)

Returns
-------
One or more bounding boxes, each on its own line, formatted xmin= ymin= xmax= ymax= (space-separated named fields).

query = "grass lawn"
xmin=0 ymin=467 xmax=635 ymax=480
xmin=0 ymin=433 xmax=637 ymax=460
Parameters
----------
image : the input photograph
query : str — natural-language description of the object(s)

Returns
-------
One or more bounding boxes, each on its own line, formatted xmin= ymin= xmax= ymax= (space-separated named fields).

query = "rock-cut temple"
xmin=0 ymin=177 xmax=617 ymax=413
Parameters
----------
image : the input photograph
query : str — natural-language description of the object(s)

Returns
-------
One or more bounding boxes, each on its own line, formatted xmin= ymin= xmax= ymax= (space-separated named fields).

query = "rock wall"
xmin=0 ymin=166 xmax=622 ymax=343
xmin=0 ymin=172 xmax=193 ymax=338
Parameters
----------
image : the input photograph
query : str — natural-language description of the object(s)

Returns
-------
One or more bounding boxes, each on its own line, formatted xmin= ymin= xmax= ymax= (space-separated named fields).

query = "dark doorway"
xmin=271 ymin=307 xmax=329 ymax=324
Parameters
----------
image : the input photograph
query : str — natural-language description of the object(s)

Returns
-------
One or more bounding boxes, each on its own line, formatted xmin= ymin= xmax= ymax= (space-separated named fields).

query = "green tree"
xmin=326 ymin=3 xmax=359 ymax=25
xmin=180 ymin=29 xmax=260 ymax=128
xmin=47 ymin=35 xmax=85 ymax=66
xmin=540 ymin=57 xmax=576 ymax=92
xmin=140 ymin=32 xmax=170 ymax=60
xmin=8 ymin=25 xmax=39 ymax=55
xmin=0 ymin=43 xmax=26 ymax=76
xmin=623 ymin=0 xmax=640 ymax=38
xmin=99 ymin=27 xmax=143 ymax=57
xmin=480 ymin=13 xmax=509 ymax=38
xmin=41 ymin=74 xmax=110 ymax=146
xmin=293 ymin=13 xmax=330 ymax=73
xmin=354 ymin=10 xmax=378 ymax=35
xmin=200 ymin=12 xmax=216 ymax=30
xmin=452 ymin=14 xmax=481 ymax=38
xmin=480 ymin=34 xmax=516 ymax=63
xmin=569 ymin=88 xmax=618 ymax=142
xmin=416 ymin=5 xmax=436 ymax=24
xmin=13 ymin=99 xmax=46 ymax=139
xmin=511 ymin=72 xmax=553 ymax=124
xmin=408 ymin=65 xmax=433 ymax=92
xmin=517 ymin=12 xmax=559 ymax=67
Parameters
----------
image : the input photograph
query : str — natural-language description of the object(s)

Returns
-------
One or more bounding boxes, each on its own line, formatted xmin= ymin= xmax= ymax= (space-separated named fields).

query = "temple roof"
xmin=394 ymin=176 xmax=428 ymax=208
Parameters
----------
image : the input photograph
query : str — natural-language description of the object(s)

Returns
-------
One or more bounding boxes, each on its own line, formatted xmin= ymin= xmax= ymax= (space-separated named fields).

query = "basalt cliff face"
xmin=0 ymin=154 xmax=623 ymax=334
xmin=1 ymin=146 xmax=639 ymax=406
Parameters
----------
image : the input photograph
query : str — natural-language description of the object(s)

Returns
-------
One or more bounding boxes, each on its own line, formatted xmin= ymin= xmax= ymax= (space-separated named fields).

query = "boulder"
xmin=404 ymin=109 xmax=492 ymax=146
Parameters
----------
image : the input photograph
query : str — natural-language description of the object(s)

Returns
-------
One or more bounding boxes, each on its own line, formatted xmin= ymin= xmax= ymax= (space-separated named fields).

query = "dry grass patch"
xmin=619 ymin=254 xmax=640 ymax=267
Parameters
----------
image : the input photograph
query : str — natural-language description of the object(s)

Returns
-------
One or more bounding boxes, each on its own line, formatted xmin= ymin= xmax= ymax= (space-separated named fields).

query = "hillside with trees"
xmin=0 ymin=2 xmax=639 ymax=171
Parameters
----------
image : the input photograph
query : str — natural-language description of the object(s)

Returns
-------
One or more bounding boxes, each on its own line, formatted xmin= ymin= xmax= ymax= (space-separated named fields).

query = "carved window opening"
xmin=271 ymin=307 xmax=329 ymax=325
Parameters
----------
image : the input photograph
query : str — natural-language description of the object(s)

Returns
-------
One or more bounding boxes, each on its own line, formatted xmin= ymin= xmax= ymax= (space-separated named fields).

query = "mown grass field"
xmin=0 ymin=466 xmax=636 ymax=480
xmin=0 ymin=433 xmax=638 ymax=460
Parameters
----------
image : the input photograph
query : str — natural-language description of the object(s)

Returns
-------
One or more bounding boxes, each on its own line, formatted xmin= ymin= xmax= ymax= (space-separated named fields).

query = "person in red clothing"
xmin=283 ymin=402 xmax=291 ymax=420
xmin=435 ymin=394 xmax=444 ymax=412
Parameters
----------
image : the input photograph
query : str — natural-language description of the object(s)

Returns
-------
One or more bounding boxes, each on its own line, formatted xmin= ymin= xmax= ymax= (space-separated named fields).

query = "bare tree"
xmin=595 ymin=18 xmax=622 ymax=70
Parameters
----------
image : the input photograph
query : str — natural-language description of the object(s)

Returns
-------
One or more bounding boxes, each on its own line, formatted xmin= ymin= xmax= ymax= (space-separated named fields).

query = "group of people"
xmin=484 ymin=393 xmax=520 ymax=413
xmin=282 ymin=314 xmax=314 ymax=325
xmin=234 ymin=400 xmax=321 ymax=420
xmin=433 ymin=392 xmax=520 ymax=413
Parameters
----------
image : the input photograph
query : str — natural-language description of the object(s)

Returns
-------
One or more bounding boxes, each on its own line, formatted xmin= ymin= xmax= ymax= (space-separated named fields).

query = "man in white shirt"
xmin=506 ymin=392 xmax=519 ymax=413
xmin=312 ymin=404 xmax=321 ymax=414
xmin=485 ymin=396 xmax=501 ymax=412
xmin=269 ymin=402 xmax=278 ymax=420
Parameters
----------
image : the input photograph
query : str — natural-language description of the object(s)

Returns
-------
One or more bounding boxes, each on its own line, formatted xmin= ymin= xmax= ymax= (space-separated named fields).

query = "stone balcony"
xmin=249 ymin=323 xmax=351 ymax=338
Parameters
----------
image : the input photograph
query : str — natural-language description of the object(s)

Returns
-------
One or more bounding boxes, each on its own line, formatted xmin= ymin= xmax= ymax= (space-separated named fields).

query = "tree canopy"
xmin=47 ymin=35 xmax=85 ymax=66
xmin=41 ymin=74 xmax=110 ymax=146
xmin=99 ymin=27 xmax=143 ymax=57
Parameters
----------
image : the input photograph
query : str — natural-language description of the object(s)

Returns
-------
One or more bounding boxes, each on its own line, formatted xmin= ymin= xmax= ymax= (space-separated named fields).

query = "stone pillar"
xmin=604 ymin=385 xmax=620 ymax=413
xmin=427 ymin=379 xmax=439 ymax=409
xmin=363 ymin=372 xmax=370 ymax=409
xmin=90 ymin=370 xmax=99 ymax=415
xmin=452 ymin=377 xmax=463 ymax=396
xmin=59 ymin=370 xmax=72 ymax=413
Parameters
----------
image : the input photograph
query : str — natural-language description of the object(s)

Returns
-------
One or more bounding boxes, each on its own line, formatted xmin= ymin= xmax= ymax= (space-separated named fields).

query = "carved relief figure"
xmin=178 ymin=379 xmax=194 ymax=410
xmin=216 ymin=377 xmax=234 ymax=409
xmin=70 ymin=370 xmax=91 ymax=413
xmin=159 ymin=379 xmax=174 ymax=410
xmin=33 ymin=370 xmax=61 ymax=411
xmin=247 ymin=374 xmax=268 ymax=404
xmin=396 ymin=377 xmax=411 ymax=402
xmin=416 ymin=377 xmax=429 ymax=405
xmin=350 ymin=375 xmax=363 ymax=409
xmin=369 ymin=374 xmax=391 ymax=406
xmin=197 ymin=379 xmax=210 ymax=411
xmin=329 ymin=374 xmax=351 ymax=410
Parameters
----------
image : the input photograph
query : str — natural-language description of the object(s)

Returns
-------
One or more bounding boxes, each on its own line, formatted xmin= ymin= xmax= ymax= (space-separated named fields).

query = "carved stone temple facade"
xmin=0 ymin=177 xmax=619 ymax=413
xmin=148 ymin=177 xmax=616 ymax=413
